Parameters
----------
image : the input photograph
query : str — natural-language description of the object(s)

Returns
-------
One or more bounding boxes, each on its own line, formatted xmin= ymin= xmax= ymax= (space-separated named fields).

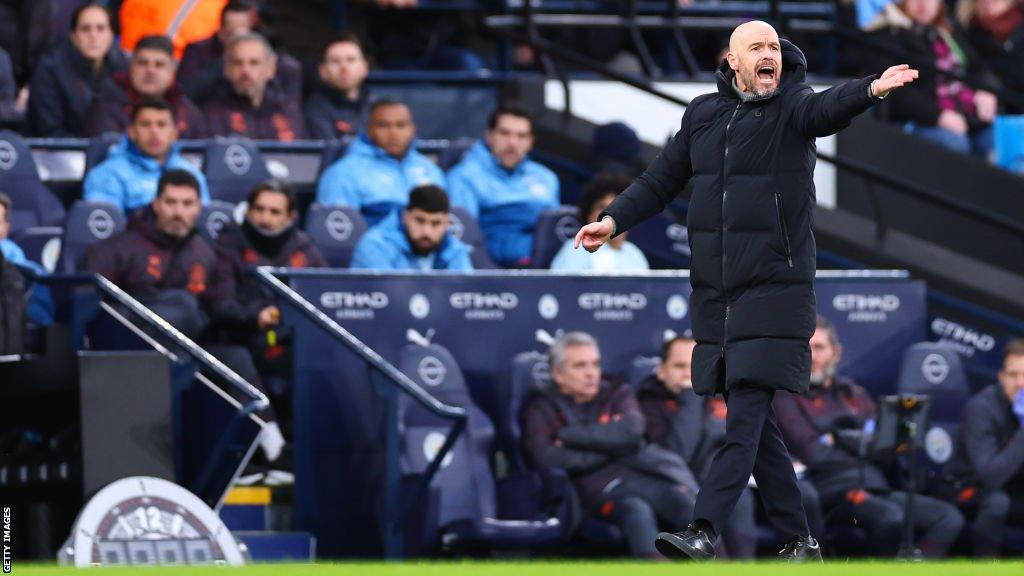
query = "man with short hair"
xmin=83 ymin=34 xmax=205 ymax=137
xmin=305 ymin=33 xmax=371 ymax=140
xmin=773 ymin=316 xmax=964 ymax=558
xmin=522 ymin=331 xmax=700 ymax=558
xmin=83 ymin=99 xmax=210 ymax=213
xmin=85 ymin=169 xmax=287 ymax=475
xmin=202 ymin=32 xmax=304 ymax=140
xmin=317 ymin=99 xmax=445 ymax=226
xmin=447 ymin=102 xmax=559 ymax=267
xmin=947 ymin=339 xmax=1024 ymax=556
xmin=350 ymin=185 xmax=471 ymax=271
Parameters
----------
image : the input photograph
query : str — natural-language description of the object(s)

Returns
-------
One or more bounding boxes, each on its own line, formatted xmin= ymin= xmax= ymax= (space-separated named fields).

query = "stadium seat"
xmin=530 ymin=206 xmax=580 ymax=269
xmin=317 ymin=138 xmax=351 ymax=178
xmin=627 ymin=212 xmax=692 ymax=270
xmin=628 ymin=356 xmax=659 ymax=388
xmin=0 ymin=130 xmax=66 ymax=233
xmin=436 ymin=137 xmax=475 ymax=170
xmin=304 ymin=203 xmax=368 ymax=268
xmin=10 ymin=226 xmax=62 ymax=273
xmin=84 ymin=132 xmax=122 ymax=173
xmin=203 ymin=137 xmax=271 ymax=204
xmin=58 ymin=201 xmax=126 ymax=273
xmin=197 ymin=201 xmax=238 ymax=244
xmin=398 ymin=343 xmax=565 ymax=553
xmin=447 ymin=206 xmax=497 ymax=269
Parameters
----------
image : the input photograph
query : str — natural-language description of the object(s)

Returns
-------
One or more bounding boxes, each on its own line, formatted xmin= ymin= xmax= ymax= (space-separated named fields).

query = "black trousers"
xmin=692 ymin=385 xmax=809 ymax=540
xmin=826 ymin=491 xmax=963 ymax=558
xmin=608 ymin=474 xmax=696 ymax=557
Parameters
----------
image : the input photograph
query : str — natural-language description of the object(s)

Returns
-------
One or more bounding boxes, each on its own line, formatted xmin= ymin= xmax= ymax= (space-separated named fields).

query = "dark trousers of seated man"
xmin=602 ymin=473 xmax=697 ymax=557
xmin=823 ymin=489 xmax=964 ymax=557
xmin=957 ymin=480 xmax=1024 ymax=556
xmin=137 ymin=290 xmax=277 ymax=424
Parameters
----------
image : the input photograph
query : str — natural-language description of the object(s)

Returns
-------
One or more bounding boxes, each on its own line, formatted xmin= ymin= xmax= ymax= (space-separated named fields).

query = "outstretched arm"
xmin=791 ymin=64 xmax=919 ymax=138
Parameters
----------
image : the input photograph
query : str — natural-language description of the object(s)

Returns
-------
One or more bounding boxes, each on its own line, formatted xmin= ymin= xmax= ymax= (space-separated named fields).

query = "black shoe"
xmin=655 ymin=524 xmax=716 ymax=561
xmin=778 ymin=535 xmax=822 ymax=562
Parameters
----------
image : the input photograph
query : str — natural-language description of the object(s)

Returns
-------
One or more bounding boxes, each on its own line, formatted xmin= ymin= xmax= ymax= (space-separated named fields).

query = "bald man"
xmin=575 ymin=21 xmax=918 ymax=562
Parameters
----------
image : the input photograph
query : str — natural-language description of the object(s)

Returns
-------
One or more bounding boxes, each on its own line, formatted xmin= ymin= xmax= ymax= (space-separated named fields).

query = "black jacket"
xmin=636 ymin=374 xmax=725 ymax=482
xmin=947 ymin=384 xmax=1024 ymax=492
xmin=601 ymin=40 xmax=878 ymax=396
xmin=304 ymin=84 xmax=370 ymax=140
xmin=28 ymin=38 xmax=128 ymax=136
xmin=0 ymin=248 xmax=25 ymax=355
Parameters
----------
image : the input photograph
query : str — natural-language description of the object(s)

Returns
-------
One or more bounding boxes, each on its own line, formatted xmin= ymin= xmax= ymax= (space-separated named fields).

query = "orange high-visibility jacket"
xmin=119 ymin=0 xmax=228 ymax=59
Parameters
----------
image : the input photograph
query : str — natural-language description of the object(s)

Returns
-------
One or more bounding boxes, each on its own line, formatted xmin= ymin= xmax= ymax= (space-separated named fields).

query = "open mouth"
xmin=756 ymin=65 xmax=776 ymax=82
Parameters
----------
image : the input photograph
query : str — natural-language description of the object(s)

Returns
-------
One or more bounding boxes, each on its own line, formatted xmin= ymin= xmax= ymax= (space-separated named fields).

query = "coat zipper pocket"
xmin=774 ymin=192 xmax=793 ymax=268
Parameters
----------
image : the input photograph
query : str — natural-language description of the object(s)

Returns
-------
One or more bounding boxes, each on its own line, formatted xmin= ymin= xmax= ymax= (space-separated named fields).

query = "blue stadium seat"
xmin=203 ymin=137 xmax=271 ymax=204
xmin=84 ymin=132 xmax=122 ymax=173
xmin=530 ymin=206 xmax=580 ymax=269
xmin=10 ymin=226 xmax=62 ymax=272
xmin=498 ymin=351 xmax=624 ymax=548
xmin=304 ymin=203 xmax=368 ymax=268
xmin=0 ymin=130 xmax=66 ymax=232
xmin=447 ymin=206 xmax=496 ymax=269
xmin=197 ymin=201 xmax=237 ymax=244
xmin=437 ymin=137 xmax=475 ymax=170
xmin=629 ymin=356 xmax=659 ymax=388
xmin=317 ymin=138 xmax=351 ymax=178
xmin=398 ymin=343 xmax=565 ymax=553
xmin=58 ymin=201 xmax=126 ymax=273
xmin=627 ymin=212 xmax=692 ymax=270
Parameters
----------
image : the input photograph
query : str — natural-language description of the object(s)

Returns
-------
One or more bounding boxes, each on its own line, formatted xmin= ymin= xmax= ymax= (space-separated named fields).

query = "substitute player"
xmin=574 ymin=20 xmax=918 ymax=562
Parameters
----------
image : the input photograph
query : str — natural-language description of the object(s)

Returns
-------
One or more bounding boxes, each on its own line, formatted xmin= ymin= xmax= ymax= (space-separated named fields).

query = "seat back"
xmin=317 ymin=138 xmax=350 ymax=178
xmin=497 ymin=351 xmax=550 ymax=472
xmin=0 ymin=130 xmax=66 ymax=232
xmin=530 ymin=206 xmax=580 ymax=269
xmin=897 ymin=342 xmax=970 ymax=470
xmin=58 ymin=201 xmax=126 ymax=273
xmin=398 ymin=343 xmax=497 ymax=531
xmin=303 ymin=203 xmax=368 ymax=268
xmin=84 ymin=132 xmax=122 ymax=172
xmin=10 ymin=226 xmax=63 ymax=273
xmin=196 ymin=201 xmax=237 ymax=244
xmin=202 ymin=137 xmax=271 ymax=204
xmin=447 ymin=206 xmax=496 ymax=269
xmin=629 ymin=356 xmax=659 ymax=388
xmin=437 ymin=137 xmax=475 ymax=170
xmin=628 ymin=213 xmax=692 ymax=270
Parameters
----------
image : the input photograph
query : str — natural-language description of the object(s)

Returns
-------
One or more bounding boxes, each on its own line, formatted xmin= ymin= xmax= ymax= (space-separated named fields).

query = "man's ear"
xmin=726 ymin=51 xmax=739 ymax=71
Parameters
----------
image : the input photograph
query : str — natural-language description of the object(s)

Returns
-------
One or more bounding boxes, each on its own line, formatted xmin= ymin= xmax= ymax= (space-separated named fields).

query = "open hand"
xmin=872 ymin=64 xmax=919 ymax=98
xmin=573 ymin=218 xmax=614 ymax=253
xmin=974 ymin=90 xmax=998 ymax=123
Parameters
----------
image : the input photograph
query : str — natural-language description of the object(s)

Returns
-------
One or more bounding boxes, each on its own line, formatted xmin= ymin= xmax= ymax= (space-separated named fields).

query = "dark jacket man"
xmin=597 ymin=40 xmax=882 ymax=397
xmin=29 ymin=38 xmax=128 ymax=136
xmin=84 ymin=206 xmax=228 ymax=308
xmin=203 ymin=79 xmax=304 ymax=141
xmin=305 ymin=84 xmax=370 ymax=140
xmin=213 ymin=220 xmax=325 ymax=330
xmin=82 ymin=71 xmax=205 ymax=138
xmin=948 ymin=383 xmax=1024 ymax=492
xmin=522 ymin=379 xmax=697 ymax=510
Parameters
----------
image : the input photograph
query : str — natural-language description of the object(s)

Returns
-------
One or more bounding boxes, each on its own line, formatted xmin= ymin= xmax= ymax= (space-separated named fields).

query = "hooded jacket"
xmin=28 ymin=38 xmax=128 ymax=136
xmin=521 ymin=379 xmax=698 ymax=510
xmin=212 ymin=220 xmax=326 ymax=329
xmin=349 ymin=210 xmax=472 ymax=271
xmin=81 ymin=71 xmax=206 ymax=138
xmin=84 ymin=206 xmax=229 ymax=308
xmin=316 ymin=135 xmax=447 ymax=226
xmin=447 ymin=140 xmax=560 ymax=266
xmin=636 ymin=374 xmax=728 ymax=482
xmin=600 ymin=40 xmax=879 ymax=396
xmin=82 ymin=135 xmax=211 ymax=213
xmin=773 ymin=378 xmax=890 ymax=502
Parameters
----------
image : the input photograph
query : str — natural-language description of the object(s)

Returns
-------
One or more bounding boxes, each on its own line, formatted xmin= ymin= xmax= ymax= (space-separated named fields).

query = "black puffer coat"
xmin=602 ymin=40 xmax=879 ymax=396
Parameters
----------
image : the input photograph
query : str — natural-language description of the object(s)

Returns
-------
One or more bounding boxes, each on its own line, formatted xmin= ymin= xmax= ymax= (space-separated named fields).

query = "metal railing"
xmin=254 ymin=267 xmax=468 ymax=559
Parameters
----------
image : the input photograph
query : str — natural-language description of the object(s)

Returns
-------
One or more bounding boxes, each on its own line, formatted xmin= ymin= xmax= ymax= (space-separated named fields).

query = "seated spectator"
xmin=83 ymin=99 xmax=210 ymax=214
xmin=0 ymin=240 xmax=24 ymax=355
xmin=774 ymin=316 xmax=964 ymax=558
xmin=213 ymin=179 xmax=325 ymax=440
xmin=305 ymin=33 xmax=371 ymax=140
xmin=637 ymin=336 xmax=758 ymax=559
xmin=0 ymin=46 xmax=26 ymax=125
xmin=350 ymin=185 xmax=472 ymax=271
xmin=522 ymin=331 xmax=700 ymax=558
xmin=118 ymin=0 xmax=225 ymax=59
xmin=317 ymin=99 xmax=445 ymax=226
xmin=865 ymin=0 xmax=1001 ymax=157
xmin=82 ymin=34 xmax=205 ymax=138
xmin=946 ymin=339 xmax=1024 ymax=556
xmin=84 ymin=169 xmax=286 ymax=478
xmin=447 ymin=103 xmax=560 ymax=267
xmin=28 ymin=2 xmax=128 ymax=136
xmin=0 ymin=192 xmax=53 ymax=327
xmin=0 ymin=1 xmax=51 ymax=88
xmin=957 ymin=0 xmax=1024 ymax=111
xmin=201 ymin=32 xmax=305 ymax=141
xmin=551 ymin=173 xmax=649 ymax=272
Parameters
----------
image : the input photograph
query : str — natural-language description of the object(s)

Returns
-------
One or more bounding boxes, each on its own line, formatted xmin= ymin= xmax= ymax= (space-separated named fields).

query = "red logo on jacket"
xmin=187 ymin=263 xmax=207 ymax=295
